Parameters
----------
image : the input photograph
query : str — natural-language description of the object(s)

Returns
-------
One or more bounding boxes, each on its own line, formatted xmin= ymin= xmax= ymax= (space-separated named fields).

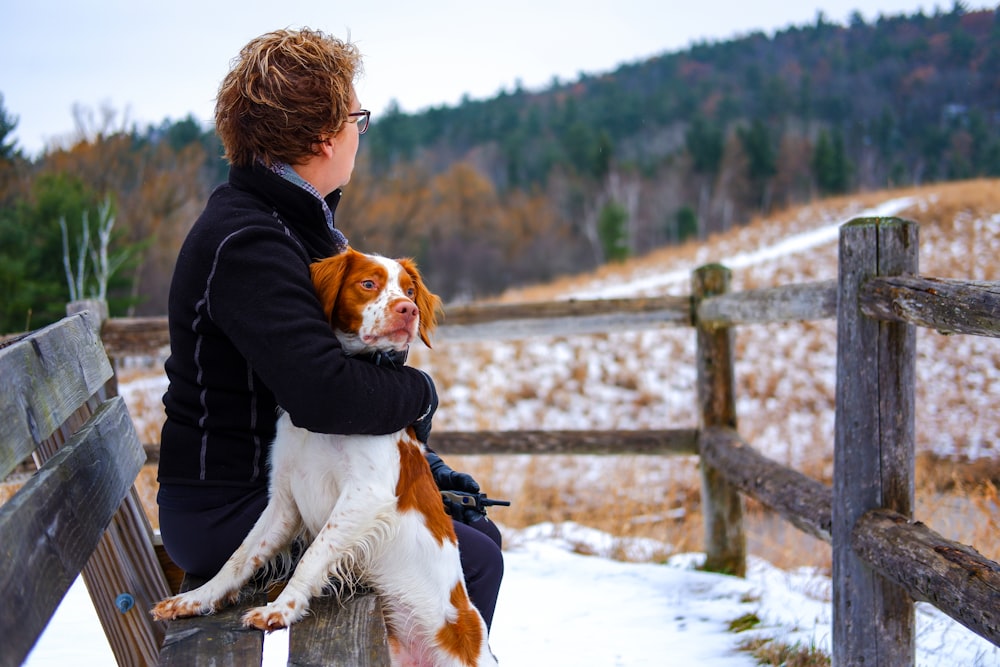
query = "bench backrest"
xmin=0 ymin=311 xmax=169 ymax=665
xmin=1 ymin=310 xmax=392 ymax=666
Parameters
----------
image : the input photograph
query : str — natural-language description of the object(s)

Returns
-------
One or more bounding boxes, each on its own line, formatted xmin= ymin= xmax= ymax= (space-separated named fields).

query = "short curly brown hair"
xmin=215 ymin=28 xmax=362 ymax=168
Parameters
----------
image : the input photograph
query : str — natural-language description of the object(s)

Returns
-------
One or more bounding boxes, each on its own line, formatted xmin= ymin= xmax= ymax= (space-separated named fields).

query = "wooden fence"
xmin=96 ymin=216 xmax=1000 ymax=665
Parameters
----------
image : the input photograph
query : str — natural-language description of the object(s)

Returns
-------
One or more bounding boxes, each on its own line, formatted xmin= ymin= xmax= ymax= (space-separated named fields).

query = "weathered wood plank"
xmin=142 ymin=430 xmax=700 ymax=463
xmin=833 ymin=217 xmax=917 ymax=666
xmin=80 ymin=486 xmax=170 ymax=665
xmin=99 ymin=315 xmax=170 ymax=357
xmin=852 ymin=508 xmax=1000 ymax=646
xmin=0 ymin=397 xmax=144 ymax=666
xmin=434 ymin=296 xmax=692 ymax=341
xmin=860 ymin=275 xmax=1000 ymax=337
xmin=697 ymin=280 xmax=837 ymax=328
xmin=288 ymin=592 xmax=391 ymax=667
xmin=442 ymin=295 xmax=692 ymax=327
xmin=27 ymin=393 xmax=170 ymax=665
xmin=101 ymin=297 xmax=692 ymax=352
xmin=410 ymin=429 xmax=699 ymax=456
xmin=157 ymin=575 xmax=266 ymax=667
xmin=693 ymin=264 xmax=746 ymax=577
xmin=699 ymin=427 xmax=832 ymax=544
xmin=0 ymin=310 xmax=111 ymax=479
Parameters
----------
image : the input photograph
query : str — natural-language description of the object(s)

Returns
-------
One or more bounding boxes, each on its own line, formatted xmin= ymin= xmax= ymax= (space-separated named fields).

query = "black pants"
xmin=157 ymin=483 xmax=504 ymax=629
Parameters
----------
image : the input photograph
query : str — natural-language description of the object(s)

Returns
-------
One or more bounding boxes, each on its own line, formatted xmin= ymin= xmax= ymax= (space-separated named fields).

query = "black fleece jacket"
xmin=158 ymin=163 xmax=434 ymax=488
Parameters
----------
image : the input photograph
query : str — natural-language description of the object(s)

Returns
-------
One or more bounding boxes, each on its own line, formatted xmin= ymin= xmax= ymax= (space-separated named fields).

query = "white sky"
xmin=1 ymin=0 xmax=987 ymax=157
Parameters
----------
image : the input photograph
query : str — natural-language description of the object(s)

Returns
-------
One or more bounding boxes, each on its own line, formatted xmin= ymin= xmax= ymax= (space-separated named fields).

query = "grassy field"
xmin=4 ymin=179 xmax=999 ymax=578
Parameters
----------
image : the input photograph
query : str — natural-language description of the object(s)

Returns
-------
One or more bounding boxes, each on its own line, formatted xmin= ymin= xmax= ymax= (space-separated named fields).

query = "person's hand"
xmin=350 ymin=348 xmax=409 ymax=367
xmin=441 ymin=491 xmax=488 ymax=524
xmin=410 ymin=369 xmax=437 ymax=444
xmin=425 ymin=451 xmax=480 ymax=493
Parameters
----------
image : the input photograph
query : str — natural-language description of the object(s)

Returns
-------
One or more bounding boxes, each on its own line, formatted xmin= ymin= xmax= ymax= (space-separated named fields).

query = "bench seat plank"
xmin=0 ymin=396 xmax=144 ymax=666
xmin=288 ymin=592 xmax=391 ymax=667
xmin=157 ymin=575 xmax=266 ymax=666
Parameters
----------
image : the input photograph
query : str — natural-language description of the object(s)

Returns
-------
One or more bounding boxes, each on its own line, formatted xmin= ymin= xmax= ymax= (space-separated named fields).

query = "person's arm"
xmin=206 ymin=224 xmax=434 ymax=435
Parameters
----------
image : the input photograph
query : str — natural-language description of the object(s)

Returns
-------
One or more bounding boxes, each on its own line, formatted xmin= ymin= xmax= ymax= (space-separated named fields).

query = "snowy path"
xmin=26 ymin=523 xmax=999 ymax=666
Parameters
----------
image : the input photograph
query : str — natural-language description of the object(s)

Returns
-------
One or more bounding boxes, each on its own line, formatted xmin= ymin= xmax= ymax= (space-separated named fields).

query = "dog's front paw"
xmin=242 ymin=600 xmax=306 ymax=631
xmin=151 ymin=594 xmax=216 ymax=621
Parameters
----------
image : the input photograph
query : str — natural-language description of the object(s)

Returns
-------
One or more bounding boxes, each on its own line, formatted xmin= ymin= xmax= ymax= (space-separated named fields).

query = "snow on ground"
xmin=119 ymin=192 xmax=1000 ymax=465
xmin=26 ymin=522 xmax=1000 ymax=666
xmin=564 ymin=196 xmax=919 ymax=299
xmin=31 ymin=189 xmax=1000 ymax=665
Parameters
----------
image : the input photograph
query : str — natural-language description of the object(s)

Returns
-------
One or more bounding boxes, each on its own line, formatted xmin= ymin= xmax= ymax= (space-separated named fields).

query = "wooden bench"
xmin=0 ymin=310 xmax=391 ymax=666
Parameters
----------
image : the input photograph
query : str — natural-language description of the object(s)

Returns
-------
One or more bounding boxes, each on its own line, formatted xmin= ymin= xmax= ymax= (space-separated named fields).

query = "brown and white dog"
xmin=152 ymin=248 xmax=496 ymax=667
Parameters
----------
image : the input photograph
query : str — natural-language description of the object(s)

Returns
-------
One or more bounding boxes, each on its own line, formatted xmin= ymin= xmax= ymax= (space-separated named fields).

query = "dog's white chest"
xmin=271 ymin=413 xmax=403 ymax=537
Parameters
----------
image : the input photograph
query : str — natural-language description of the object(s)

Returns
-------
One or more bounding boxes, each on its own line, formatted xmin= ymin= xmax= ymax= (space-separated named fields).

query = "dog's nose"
xmin=394 ymin=300 xmax=418 ymax=319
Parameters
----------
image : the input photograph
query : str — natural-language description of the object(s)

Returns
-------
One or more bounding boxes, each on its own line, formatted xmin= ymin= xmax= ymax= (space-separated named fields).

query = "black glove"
xmin=410 ymin=369 xmax=437 ymax=444
xmin=425 ymin=450 xmax=480 ymax=494
xmin=350 ymin=348 xmax=409 ymax=367
xmin=441 ymin=491 xmax=489 ymax=524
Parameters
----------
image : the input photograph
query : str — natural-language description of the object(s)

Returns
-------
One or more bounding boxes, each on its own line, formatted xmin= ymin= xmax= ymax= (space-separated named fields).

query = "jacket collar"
xmin=229 ymin=163 xmax=347 ymax=259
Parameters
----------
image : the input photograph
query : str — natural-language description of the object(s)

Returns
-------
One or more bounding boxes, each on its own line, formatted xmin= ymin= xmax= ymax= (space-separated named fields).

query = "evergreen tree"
xmin=686 ymin=118 xmax=724 ymax=175
xmin=0 ymin=94 xmax=19 ymax=161
xmin=737 ymin=120 xmax=777 ymax=210
xmin=674 ymin=206 xmax=699 ymax=242
xmin=812 ymin=129 xmax=852 ymax=194
xmin=0 ymin=174 xmax=138 ymax=333
xmin=597 ymin=200 xmax=629 ymax=262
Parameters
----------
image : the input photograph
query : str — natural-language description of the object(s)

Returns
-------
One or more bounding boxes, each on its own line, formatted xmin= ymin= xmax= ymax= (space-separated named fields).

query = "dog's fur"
xmin=152 ymin=248 xmax=496 ymax=667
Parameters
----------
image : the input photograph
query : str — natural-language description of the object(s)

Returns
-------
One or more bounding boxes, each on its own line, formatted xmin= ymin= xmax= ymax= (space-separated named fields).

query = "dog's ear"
xmin=398 ymin=257 xmax=443 ymax=348
xmin=310 ymin=249 xmax=355 ymax=324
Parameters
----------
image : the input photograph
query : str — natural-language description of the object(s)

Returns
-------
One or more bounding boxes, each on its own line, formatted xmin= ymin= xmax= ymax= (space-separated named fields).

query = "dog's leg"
xmin=151 ymin=482 xmax=303 ymax=621
xmin=377 ymin=518 xmax=497 ymax=667
xmin=240 ymin=485 xmax=399 ymax=631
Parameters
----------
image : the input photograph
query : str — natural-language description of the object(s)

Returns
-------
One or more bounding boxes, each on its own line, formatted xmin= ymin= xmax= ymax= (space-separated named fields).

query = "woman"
xmin=157 ymin=28 xmax=503 ymax=629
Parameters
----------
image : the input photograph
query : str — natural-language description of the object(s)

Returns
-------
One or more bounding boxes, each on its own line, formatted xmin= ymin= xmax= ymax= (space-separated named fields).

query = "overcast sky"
xmin=1 ymin=0 xmax=987 ymax=156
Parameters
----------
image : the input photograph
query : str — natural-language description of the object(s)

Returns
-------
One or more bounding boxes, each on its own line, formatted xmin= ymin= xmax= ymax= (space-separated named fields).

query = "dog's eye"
xmin=406 ymin=288 xmax=415 ymax=298
xmin=361 ymin=280 xmax=376 ymax=290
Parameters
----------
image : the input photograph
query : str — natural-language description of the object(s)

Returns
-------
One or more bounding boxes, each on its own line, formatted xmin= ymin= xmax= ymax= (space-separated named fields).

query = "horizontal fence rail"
xmin=699 ymin=427 xmax=833 ymax=544
xmin=851 ymin=508 xmax=1000 ymax=643
xmin=861 ymin=275 xmax=1000 ymax=337
xmin=696 ymin=279 xmax=837 ymax=327
xmin=95 ymin=276 xmax=999 ymax=349
xmin=428 ymin=428 xmax=700 ymax=457
xmin=140 ymin=430 xmax=701 ymax=463
xmin=99 ymin=296 xmax=694 ymax=353
xmin=34 ymin=216 xmax=998 ymax=665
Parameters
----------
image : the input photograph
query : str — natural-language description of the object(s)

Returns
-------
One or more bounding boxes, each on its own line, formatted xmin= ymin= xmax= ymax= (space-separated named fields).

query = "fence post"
xmin=834 ymin=218 xmax=917 ymax=666
xmin=693 ymin=264 xmax=746 ymax=576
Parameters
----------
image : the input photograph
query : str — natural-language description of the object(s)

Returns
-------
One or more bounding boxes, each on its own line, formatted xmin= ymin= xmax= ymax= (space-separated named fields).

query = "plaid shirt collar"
xmin=266 ymin=160 xmax=348 ymax=253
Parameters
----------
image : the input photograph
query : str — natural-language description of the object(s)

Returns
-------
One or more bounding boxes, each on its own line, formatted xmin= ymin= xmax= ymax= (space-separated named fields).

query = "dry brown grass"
xmin=4 ymin=451 xmax=996 ymax=577
xmin=497 ymin=178 xmax=1000 ymax=303
xmin=472 ymin=179 xmax=1000 ymax=571
xmin=463 ymin=453 xmax=999 ymax=572
xmin=3 ymin=179 xmax=998 ymax=577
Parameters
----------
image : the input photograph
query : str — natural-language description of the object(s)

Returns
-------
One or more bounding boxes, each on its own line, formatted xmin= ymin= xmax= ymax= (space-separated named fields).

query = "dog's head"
xmin=310 ymin=247 xmax=442 ymax=356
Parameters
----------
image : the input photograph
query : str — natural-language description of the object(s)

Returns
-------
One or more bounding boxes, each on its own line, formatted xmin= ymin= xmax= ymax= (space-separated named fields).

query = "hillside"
xmin=116 ymin=178 xmax=1000 ymax=571
xmin=367 ymin=6 xmax=1000 ymax=194
xmin=333 ymin=6 xmax=1000 ymax=304
xmin=411 ymin=178 xmax=999 ymax=456
xmin=403 ymin=179 xmax=1000 ymax=568
xmin=5 ymin=7 xmax=999 ymax=327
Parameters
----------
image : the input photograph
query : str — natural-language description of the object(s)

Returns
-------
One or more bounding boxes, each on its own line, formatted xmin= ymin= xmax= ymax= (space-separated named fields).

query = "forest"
xmin=1 ymin=4 xmax=998 ymax=333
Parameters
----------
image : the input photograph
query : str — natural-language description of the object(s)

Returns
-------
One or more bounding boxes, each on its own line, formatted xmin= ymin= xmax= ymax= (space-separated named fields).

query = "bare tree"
xmin=59 ymin=197 xmax=126 ymax=302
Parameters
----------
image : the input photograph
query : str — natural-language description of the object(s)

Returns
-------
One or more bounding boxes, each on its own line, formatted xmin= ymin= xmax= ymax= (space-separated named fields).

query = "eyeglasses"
xmin=348 ymin=109 xmax=370 ymax=135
